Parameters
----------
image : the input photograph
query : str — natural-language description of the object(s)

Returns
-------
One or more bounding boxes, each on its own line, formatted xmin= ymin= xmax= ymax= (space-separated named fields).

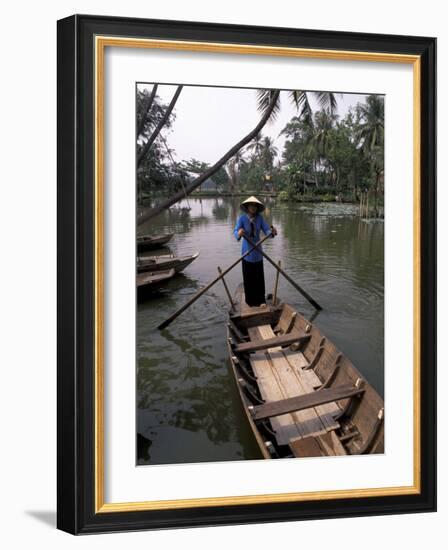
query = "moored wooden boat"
xmin=227 ymin=285 xmax=384 ymax=459
xmin=137 ymin=232 xmax=174 ymax=251
xmin=137 ymin=268 xmax=175 ymax=289
xmin=137 ymin=252 xmax=199 ymax=274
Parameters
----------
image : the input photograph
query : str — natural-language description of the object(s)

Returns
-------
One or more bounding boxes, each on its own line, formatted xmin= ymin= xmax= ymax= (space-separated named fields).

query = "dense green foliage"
xmin=276 ymin=95 xmax=384 ymax=204
xmin=136 ymin=86 xmax=384 ymax=209
xmin=136 ymin=88 xmax=185 ymax=201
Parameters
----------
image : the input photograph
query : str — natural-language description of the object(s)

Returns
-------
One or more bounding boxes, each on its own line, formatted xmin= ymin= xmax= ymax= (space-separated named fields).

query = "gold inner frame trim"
xmin=94 ymin=35 xmax=421 ymax=513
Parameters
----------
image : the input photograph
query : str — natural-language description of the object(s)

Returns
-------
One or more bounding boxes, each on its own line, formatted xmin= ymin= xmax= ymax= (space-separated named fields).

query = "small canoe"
xmin=137 ymin=252 xmax=199 ymax=274
xmin=137 ymin=233 xmax=174 ymax=251
xmin=227 ymin=285 xmax=384 ymax=459
xmin=137 ymin=268 xmax=175 ymax=288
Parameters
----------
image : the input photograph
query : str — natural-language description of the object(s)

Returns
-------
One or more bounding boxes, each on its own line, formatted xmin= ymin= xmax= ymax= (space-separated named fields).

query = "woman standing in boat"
xmin=234 ymin=196 xmax=277 ymax=307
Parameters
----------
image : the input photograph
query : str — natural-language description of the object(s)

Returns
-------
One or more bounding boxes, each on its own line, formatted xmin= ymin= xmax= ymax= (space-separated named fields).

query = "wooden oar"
xmin=157 ymin=234 xmax=272 ymax=330
xmin=242 ymin=233 xmax=323 ymax=311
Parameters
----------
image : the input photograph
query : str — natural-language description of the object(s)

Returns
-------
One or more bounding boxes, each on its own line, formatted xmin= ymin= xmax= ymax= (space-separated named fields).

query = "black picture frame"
xmin=57 ymin=14 xmax=436 ymax=534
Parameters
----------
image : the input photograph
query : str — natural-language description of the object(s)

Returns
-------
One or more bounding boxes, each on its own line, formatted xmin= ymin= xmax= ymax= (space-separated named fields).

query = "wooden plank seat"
xmin=235 ymin=333 xmax=310 ymax=354
xmin=245 ymin=325 xmax=338 ymax=445
xmin=249 ymin=325 xmax=340 ymax=428
xmin=282 ymin=349 xmax=340 ymax=428
xmin=250 ymin=384 xmax=365 ymax=421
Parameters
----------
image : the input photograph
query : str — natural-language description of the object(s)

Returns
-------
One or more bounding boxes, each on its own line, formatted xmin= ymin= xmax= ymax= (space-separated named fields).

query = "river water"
xmin=137 ymin=197 xmax=384 ymax=465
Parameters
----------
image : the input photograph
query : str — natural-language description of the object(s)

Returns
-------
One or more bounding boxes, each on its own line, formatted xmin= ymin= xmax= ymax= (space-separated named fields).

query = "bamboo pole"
xmin=218 ymin=266 xmax=234 ymax=309
xmin=272 ymin=260 xmax=281 ymax=305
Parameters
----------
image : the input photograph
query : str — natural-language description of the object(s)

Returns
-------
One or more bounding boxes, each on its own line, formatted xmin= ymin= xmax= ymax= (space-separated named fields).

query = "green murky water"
xmin=137 ymin=197 xmax=384 ymax=465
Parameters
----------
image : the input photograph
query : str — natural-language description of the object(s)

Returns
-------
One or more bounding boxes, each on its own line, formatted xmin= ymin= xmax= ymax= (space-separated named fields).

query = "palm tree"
xmin=259 ymin=88 xmax=338 ymax=187
xmin=256 ymin=89 xmax=338 ymax=125
xmin=226 ymin=149 xmax=246 ymax=193
xmin=138 ymin=88 xmax=338 ymax=225
xmin=260 ymin=136 xmax=278 ymax=172
xmin=137 ymin=90 xmax=281 ymax=225
xmin=356 ymin=95 xmax=384 ymax=216
xmin=280 ymin=115 xmax=317 ymax=187
xmin=247 ymin=133 xmax=264 ymax=161
xmin=312 ymin=110 xmax=338 ymax=185
xmin=313 ymin=111 xmax=337 ymax=155
xmin=249 ymin=90 xmax=338 ymax=186
xmin=356 ymin=95 xmax=384 ymax=154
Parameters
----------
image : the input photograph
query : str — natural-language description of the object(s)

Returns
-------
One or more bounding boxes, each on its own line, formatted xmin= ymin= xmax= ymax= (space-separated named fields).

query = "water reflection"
xmin=137 ymin=197 xmax=384 ymax=465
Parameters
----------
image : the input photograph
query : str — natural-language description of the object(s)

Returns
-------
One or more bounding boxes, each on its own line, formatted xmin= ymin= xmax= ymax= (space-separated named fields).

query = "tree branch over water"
xmin=137 ymin=89 xmax=281 ymax=226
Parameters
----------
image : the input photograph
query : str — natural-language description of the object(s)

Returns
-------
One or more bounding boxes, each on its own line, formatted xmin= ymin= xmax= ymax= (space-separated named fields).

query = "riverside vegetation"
xmin=137 ymin=87 xmax=384 ymax=222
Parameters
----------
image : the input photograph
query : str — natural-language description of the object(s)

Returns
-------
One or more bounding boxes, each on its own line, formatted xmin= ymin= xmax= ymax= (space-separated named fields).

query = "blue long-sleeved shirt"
xmin=233 ymin=213 xmax=272 ymax=262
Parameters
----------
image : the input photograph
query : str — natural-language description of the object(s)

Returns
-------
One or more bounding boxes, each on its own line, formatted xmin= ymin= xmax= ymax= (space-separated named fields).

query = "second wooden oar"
xmin=157 ymin=233 xmax=272 ymax=330
xmin=242 ymin=233 xmax=323 ymax=311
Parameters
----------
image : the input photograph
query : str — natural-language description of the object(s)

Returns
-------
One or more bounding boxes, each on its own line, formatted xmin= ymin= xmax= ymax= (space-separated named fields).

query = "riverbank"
xmin=188 ymin=191 xmax=384 ymax=214
xmin=139 ymin=192 xmax=384 ymax=218
xmin=190 ymin=190 xmax=347 ymax=201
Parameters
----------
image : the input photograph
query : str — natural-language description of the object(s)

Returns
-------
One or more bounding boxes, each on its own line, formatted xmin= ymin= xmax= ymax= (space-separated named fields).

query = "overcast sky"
xmin=138 ymin=83 xmax=370 ymax=165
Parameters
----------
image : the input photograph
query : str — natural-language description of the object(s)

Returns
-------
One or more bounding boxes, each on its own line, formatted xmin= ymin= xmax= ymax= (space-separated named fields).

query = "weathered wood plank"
xmin=290 ymin=431 xmax=347 ymax=458
xmin=238 ymin=289 xmax=268 ymax=317
xmin=268 ymin=350 xmax=327 ymax=438
xmin=251 ymin=385 xmax=365 ymax=421
xmin=240 ymin=304 xmax=270 ymax=318
xmin=247 ymin=326 xmax=264 ymax=342
xmin=290 ymin=436 xmax=324 ymax=458
xmin=257 ymin=325 xmax=337 ymax=433
xmin=235 ymin=333 xmax=310 ymax=354
xmin=249 ymin=352 xmax=303 ymax=444
xmin=233 ymin=312 xmax=278 ymax=330
xmin=256 ymin=324 xmax=280 ymax=345
xmin=249 ymin=325 xmax=320 ymax=443
xmin=276 ymin=304 xmax=297 ymax=333
xmin=283 ymin=350 xmax=340 ymax=431
xmin=249 ymin=325 xmax=327 ymax=440
xmin=318 ymin=431 xmax=348 ymax=456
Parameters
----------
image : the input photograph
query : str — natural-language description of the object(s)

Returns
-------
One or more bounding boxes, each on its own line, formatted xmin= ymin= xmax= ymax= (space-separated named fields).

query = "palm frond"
xmin=256 ymin=89 xmax=281 ymax=122
xmin=312 ymin=91 xmax=339 ymax=115
xmin=288 ymin=90 xmax=304 ymax=110
xmin=289 ymin=91 xmax=314 ymax=126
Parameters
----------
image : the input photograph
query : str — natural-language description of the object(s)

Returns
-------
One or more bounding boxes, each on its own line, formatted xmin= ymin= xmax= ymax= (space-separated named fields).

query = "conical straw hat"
xmin=240 ymin=196 xmax=265 ymax=212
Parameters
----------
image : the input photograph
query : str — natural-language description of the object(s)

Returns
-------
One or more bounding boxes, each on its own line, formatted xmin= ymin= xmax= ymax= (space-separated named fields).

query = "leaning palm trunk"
xmin=136 ymin=84 xmax=158 ymax=138
xmin=138 ymin=90 xmax=280 ymax=225
xmin=137 ymin=85 xmax=183 ymax=167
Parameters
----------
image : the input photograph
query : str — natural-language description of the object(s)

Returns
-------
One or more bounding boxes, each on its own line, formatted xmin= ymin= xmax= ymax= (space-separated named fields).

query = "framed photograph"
xmin=57 ymin=14 xmax=436 ymax=534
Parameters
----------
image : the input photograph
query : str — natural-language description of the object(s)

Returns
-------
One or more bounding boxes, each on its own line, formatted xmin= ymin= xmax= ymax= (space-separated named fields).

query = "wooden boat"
xmin=137 ymin=232 xmax=174 ymax=251
xmin=227 ymin=286 xmax=384 ymax=459
xmin=137 ymin=252 xmax=199 ymax=274
xmin=137 ymin=268 xmax=175 ymax=289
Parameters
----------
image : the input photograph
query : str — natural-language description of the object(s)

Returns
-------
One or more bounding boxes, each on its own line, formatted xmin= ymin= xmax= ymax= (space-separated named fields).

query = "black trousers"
xmin=242 ymin=259 xmax=266 ymax=306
